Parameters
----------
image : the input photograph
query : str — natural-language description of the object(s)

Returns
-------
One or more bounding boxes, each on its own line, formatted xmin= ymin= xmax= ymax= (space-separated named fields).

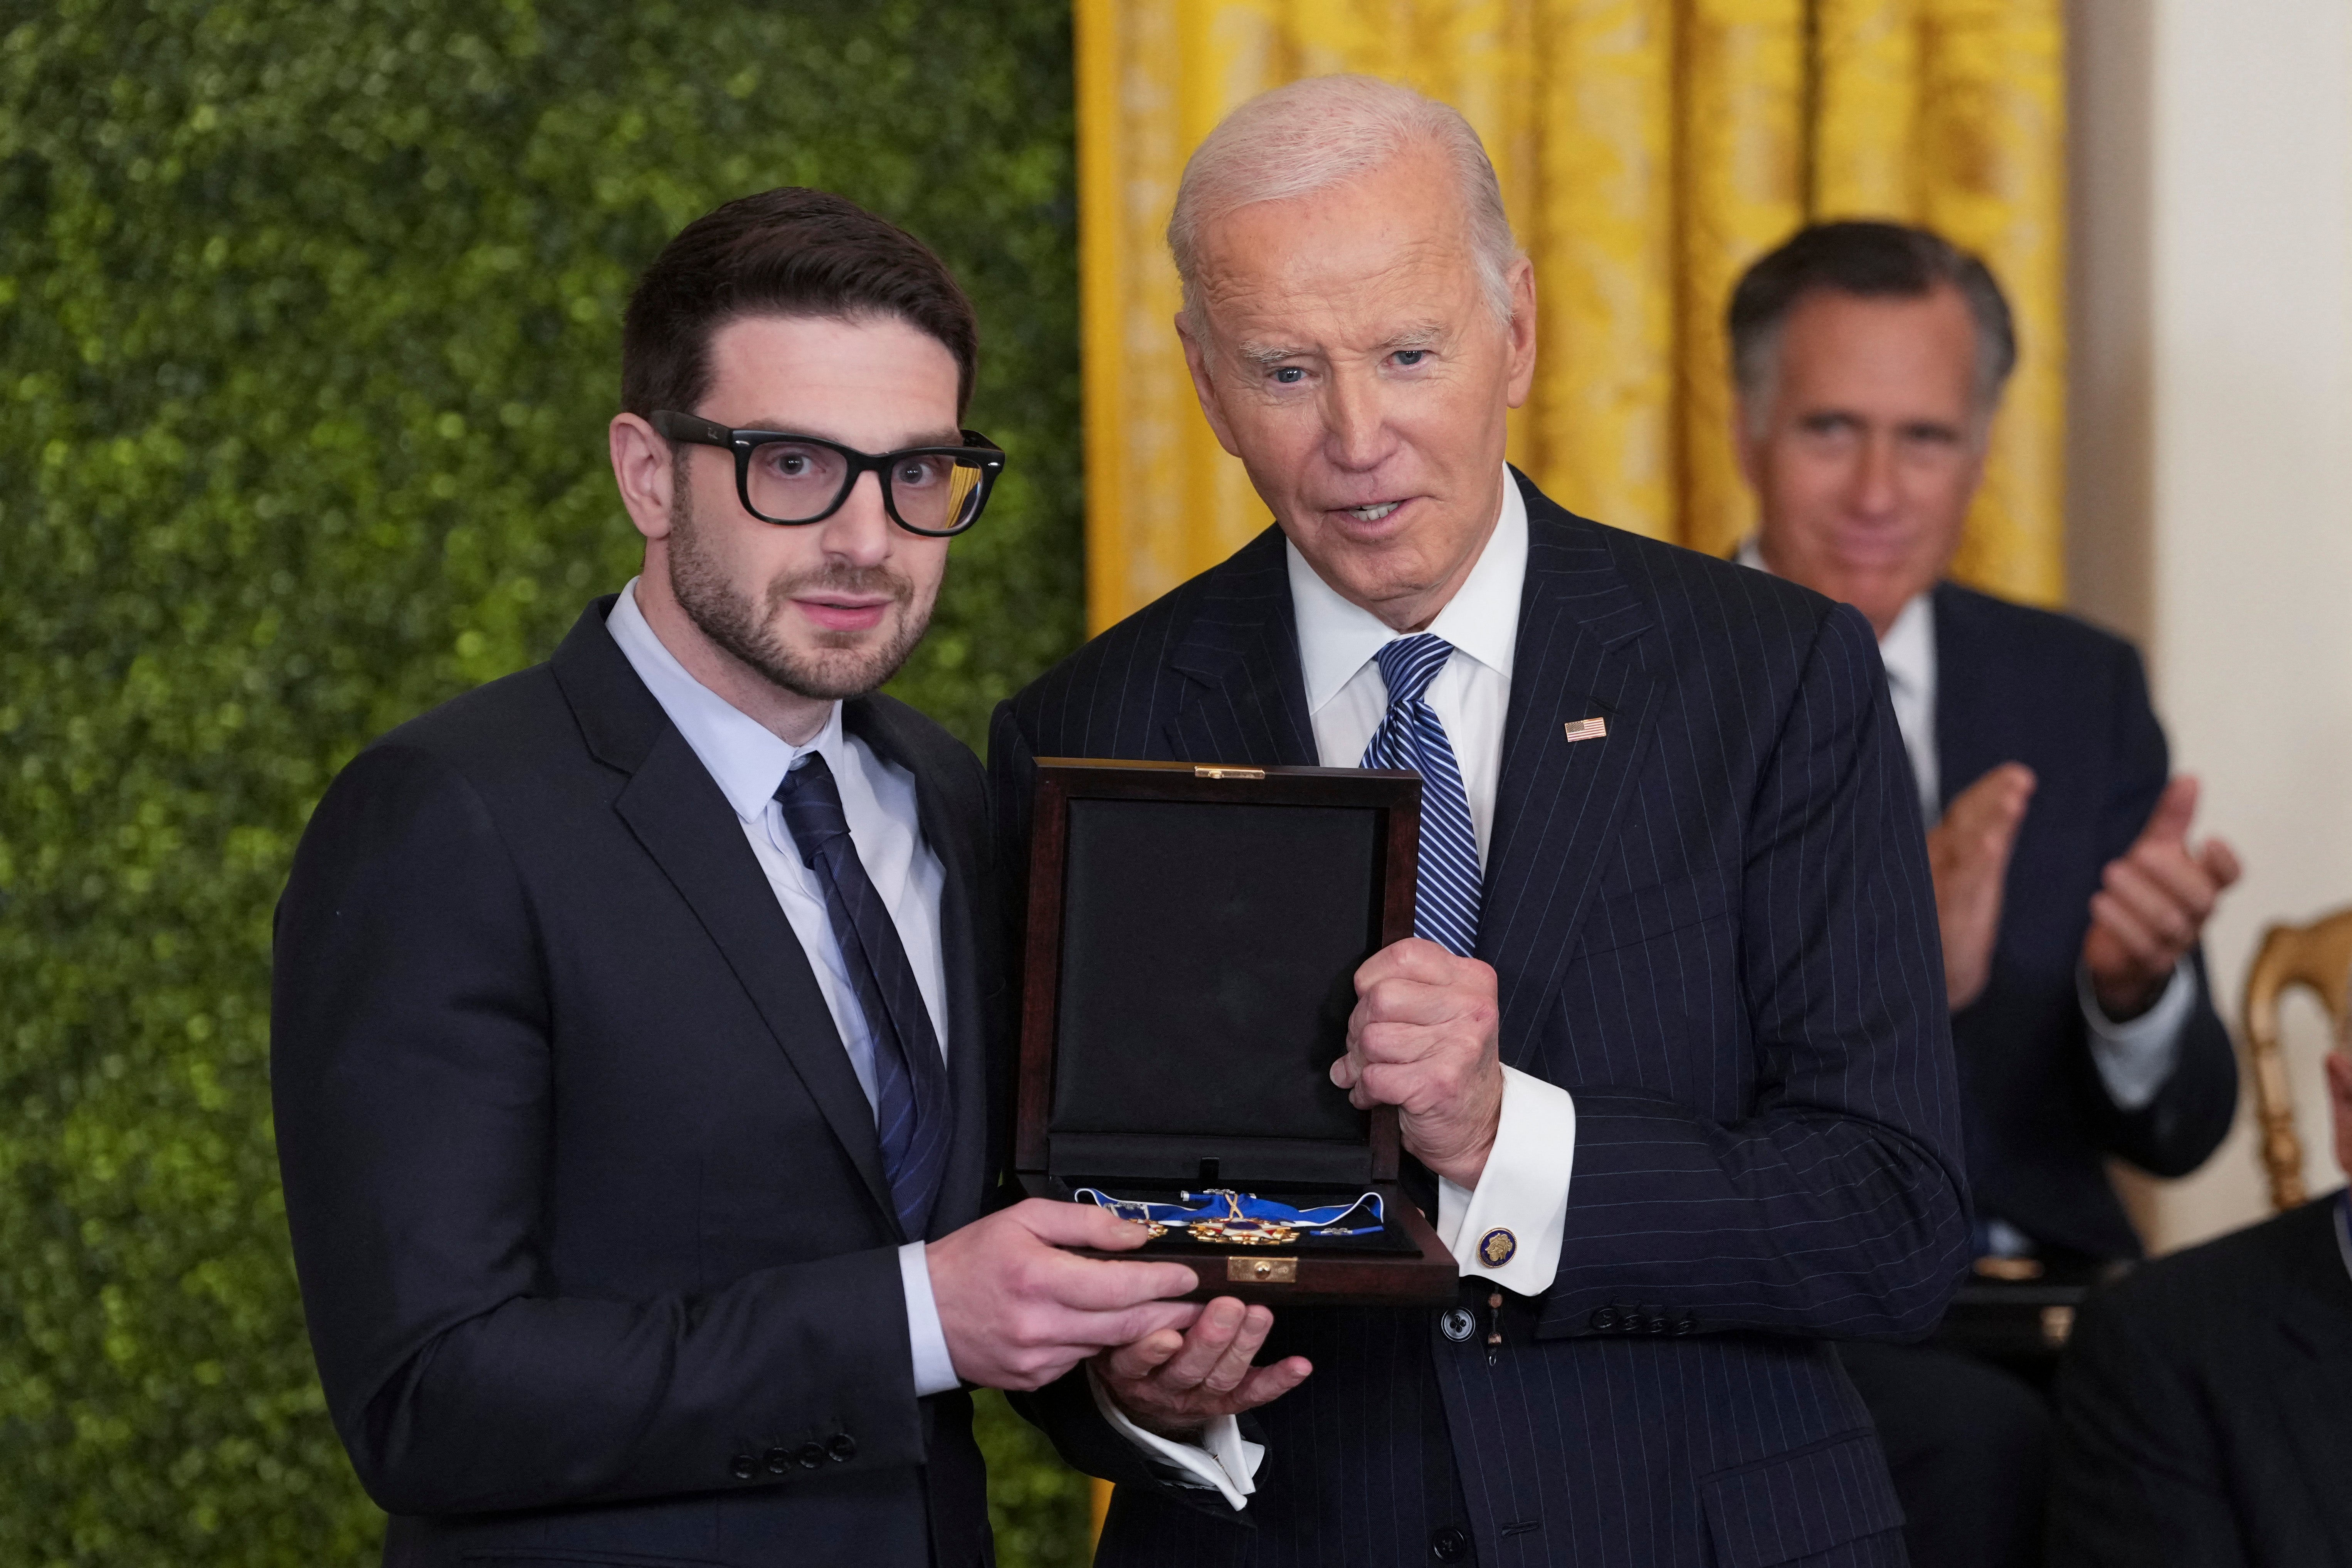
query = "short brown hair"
xmin=1727 ymin=220 xmax=2016 ymax=419
xmin=620 ymin=187 xmax=979 ymax=421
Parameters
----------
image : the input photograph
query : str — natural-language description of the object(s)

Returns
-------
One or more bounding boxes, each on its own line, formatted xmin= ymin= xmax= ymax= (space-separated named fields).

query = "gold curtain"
xmin=1076 ymin=0 xmax=2066 ymax=632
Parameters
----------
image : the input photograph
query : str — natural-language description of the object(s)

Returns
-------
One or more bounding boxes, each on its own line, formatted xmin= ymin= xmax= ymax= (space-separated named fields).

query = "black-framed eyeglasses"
xmin=651 ymin=410 xmax=1006 ymax=537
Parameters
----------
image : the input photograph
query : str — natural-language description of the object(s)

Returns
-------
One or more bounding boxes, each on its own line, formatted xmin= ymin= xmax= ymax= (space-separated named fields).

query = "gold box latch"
xmin=1193 ymin=765 xmax=1266 ymax=781
xmin=1227 ymin=1255 xmax=1297 ymax=1284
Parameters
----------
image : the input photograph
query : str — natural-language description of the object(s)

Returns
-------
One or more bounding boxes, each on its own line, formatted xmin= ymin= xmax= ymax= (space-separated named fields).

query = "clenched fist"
xmin=1329 ymin=938 xmax=1503 ymax=1187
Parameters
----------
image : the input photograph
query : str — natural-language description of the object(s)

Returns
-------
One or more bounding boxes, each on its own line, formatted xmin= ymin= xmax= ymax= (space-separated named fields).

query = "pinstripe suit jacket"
xmin=993 ymin=476 xmax=1971 ymax=1568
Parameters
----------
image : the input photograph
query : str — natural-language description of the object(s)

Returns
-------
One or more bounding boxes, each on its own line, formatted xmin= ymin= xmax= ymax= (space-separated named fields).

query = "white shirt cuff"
xmin=1086 ymin=1365 xmax=1264 ymax=1510
xmin=1436 ymin=1064 xmax=1577 ymax=1293
xmin=900 ymin=1241 xmax=961 ymax=1398
xmin=2078 ymin=956 xmax=2197 ymax=1113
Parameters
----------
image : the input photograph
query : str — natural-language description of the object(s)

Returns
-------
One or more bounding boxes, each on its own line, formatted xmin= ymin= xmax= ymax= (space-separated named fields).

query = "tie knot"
xmin=1372 ymin=633 xmax=1454 ymax=709
xmin=775 ymin=752 xmax=850 ymax=869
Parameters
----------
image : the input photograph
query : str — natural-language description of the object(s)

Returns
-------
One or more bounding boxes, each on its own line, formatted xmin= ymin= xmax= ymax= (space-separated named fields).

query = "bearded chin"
xmin=665 ymin=484 xmax=934 ymax=702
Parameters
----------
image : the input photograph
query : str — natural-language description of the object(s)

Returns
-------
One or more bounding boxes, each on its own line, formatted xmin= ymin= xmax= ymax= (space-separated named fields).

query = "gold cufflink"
xmin=1478 ymin=1227 xmax=1518 ymax=1267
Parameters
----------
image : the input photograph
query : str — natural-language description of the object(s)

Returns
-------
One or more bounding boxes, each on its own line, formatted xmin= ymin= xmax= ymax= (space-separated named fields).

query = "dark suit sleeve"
xmin=272 ymin=743 xmax=924 ymax=1517
xmin=2078 ymin=645 xmax=2238 ymax=1177
xmin=1544 ymin=603 xmax=1971 ymax=1340
xmin=2046 ymin=1287 xmax=2247 ymax=1568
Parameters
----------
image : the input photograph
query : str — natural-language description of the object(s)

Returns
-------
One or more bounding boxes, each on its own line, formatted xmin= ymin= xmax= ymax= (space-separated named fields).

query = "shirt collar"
xmin=1876 ymin=591 xmax=1935 ymax=698
xmin=604 ymin=577 xmax=843 ymax=822
xmin=1736 ymin=535 xmax=1934 ymax=689
xmin=1287 ymin=467 xmax=1528 ymax=715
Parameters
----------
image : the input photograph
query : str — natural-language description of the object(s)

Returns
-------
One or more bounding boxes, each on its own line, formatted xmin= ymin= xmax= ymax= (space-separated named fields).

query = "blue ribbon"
xmin=1074 ymin=1186 xmax=1385 ymax=1237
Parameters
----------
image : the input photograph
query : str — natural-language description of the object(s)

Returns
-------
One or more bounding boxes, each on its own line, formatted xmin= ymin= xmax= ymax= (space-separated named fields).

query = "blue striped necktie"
xmin=1360 ymin=634 xmax=1482 ymax=957
xmin=775 ymin=753 xmax=951 ymax=1239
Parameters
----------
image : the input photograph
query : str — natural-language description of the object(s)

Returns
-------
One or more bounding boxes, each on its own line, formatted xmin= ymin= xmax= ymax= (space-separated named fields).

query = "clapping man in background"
xmin=1730 ymin=220 xmax=2244 ymax=1568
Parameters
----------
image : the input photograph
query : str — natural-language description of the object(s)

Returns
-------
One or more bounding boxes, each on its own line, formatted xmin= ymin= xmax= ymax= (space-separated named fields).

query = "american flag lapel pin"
xmin=1562 ymin=717 xmax=1608 ymax=743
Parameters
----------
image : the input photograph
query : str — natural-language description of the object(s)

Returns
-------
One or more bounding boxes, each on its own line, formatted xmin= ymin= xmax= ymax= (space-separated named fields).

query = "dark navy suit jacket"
xmin=272 ymin=600 xmax=1003 ymax=1568
xmin=1930 ymin=583 xmax=2237 ymax=1261
xmin=993 ymin=476 xmax=1973 ymax=1568
xmin=2049 ymin=1190 xmax=2352 ymax=1567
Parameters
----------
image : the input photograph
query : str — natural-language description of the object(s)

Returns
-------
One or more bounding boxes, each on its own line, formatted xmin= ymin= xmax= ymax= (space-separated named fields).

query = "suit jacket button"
xmin=797 ymin=1441 xmax=828 ymax=1469
xmin=1431 ymin=1525 xmax=1471 ymax=1562
xmin=828 ymin=1434 xmax=858 ymax=1463
xmin=1589 ymin=1308 xmax=1617 ymax=1333
xmin=1646 ymin=1311 xmax=1669 ymax=1334
xmin=1674 ymin=1316 xmax=1698 ymax=1335
xmin=763 ymin=1446 xmax=791 ymax=1476
xmin=730 ymin=1453 xmax=758 ymax=1481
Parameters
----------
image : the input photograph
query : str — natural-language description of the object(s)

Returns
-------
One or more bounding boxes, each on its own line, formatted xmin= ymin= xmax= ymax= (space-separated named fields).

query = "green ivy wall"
xmin=0 ymin=2 xmax=1091 ymax=1561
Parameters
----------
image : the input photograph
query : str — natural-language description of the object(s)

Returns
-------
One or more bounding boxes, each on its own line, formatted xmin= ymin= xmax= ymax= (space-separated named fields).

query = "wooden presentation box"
xmin=1016 ymin=758 xmax=1459 ymax=1306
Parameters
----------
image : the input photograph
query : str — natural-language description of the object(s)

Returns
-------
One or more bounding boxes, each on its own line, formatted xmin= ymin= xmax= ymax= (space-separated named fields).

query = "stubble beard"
xmin=665 ymin=466 xmax=936 ymax=702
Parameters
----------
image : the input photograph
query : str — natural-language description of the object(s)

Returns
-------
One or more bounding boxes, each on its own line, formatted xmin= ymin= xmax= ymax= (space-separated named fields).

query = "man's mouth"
xmin=1340 ymin=501 xmax=1404 ymax=523
xmin=794 ymin=595 xmax=895 ymax=632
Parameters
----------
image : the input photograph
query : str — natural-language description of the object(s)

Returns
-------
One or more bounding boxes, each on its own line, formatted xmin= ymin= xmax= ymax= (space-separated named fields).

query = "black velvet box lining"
xmin=1039 ymin=792 xmax=1414 ymax=1257
xmin=1048 ymin=797 xmax=1381 ymax=1155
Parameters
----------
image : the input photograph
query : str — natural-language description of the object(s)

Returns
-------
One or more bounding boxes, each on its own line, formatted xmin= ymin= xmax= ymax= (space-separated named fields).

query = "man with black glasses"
xmin=272 ymin=188 xmax=1202 ymax=1568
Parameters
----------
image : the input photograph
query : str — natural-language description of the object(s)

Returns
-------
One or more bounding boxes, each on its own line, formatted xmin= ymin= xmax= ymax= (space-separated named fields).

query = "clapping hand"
xmin=2082 ymin=776 xmax=2240 ymax=1020
xmin=1927 ymin=763 xmax=2036 ymax=1011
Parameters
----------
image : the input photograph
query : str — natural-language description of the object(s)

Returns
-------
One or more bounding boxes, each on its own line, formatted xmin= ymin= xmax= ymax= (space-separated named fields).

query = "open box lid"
xmin=1016 ymin=759 xmax=1422 ymax=1186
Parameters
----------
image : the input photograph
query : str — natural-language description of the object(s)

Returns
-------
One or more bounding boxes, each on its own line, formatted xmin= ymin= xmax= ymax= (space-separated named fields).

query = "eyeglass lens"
xmin=746 ymin=442 xmax=987 ymax=531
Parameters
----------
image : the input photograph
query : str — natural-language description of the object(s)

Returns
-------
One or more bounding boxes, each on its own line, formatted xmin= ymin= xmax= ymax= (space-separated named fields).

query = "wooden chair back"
xmin=2239 ymin=905 xmax=2352 ymax=1211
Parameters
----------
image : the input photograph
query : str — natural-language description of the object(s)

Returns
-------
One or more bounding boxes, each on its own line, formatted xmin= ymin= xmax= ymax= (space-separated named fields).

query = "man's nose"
xmin=815 ymin=470 xmax=897 ymax=564
xmin=1848 ymin=432 xmax=1902 ymax=518
xmin=1320 ymin=369 xmax=1397 ymax=471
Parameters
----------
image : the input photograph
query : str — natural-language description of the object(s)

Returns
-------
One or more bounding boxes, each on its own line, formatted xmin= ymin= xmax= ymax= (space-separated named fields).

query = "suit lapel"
xmin=1480 ymin=479 xmax=1661 ymax=1061
xmin=613 ymin=731 xmax=900 ymax=1232
xmin=846 ymin=697 xmax=992 ymax=1242
xmin=1163 ymin=528 xmax=1319 ymax=766
xmin=1931 ymin=581 xmax=2002 ymax=814
xmin=552 ymin=604 xmax=898 ymax=1235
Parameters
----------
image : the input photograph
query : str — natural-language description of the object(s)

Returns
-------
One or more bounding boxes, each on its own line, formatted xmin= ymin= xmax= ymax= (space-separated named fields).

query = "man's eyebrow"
xmin=739 ymin=419 xmax=967 ymax=449
xmin=1381 ymin=324 xmax=1447 ymax=352
xmin=1234 ymin=341 xmax=1311 ymax=368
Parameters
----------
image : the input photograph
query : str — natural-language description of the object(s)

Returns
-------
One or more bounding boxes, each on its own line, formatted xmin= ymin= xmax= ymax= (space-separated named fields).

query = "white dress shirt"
xmin=605 ymin=581 xmax=961 ymax=1398
xmin=1732 ymin=542 xmax=2197 ymax=1131
xmin=1287 ymin=470 xmax=1580 ymax=1297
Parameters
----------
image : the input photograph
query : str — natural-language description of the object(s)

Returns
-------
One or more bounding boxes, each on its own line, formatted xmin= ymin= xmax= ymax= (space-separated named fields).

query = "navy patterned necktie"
xmin=775 ymin=753 xmax=951 ymax=1239
xmin=1360 ymin=634 xmax=1482 ymax=957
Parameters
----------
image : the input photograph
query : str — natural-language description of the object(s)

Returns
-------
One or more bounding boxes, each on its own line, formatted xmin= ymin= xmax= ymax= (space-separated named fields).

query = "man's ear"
xmin=1503 ymin=257 xmax=1538 ymax=410
xmin=609 ymin=413 xmax=677 ymax=543
xmin=1175 ymin=314 xmax=1244 ymax=460
xmin=1731 ymin=398 xmax=1765 ymax=491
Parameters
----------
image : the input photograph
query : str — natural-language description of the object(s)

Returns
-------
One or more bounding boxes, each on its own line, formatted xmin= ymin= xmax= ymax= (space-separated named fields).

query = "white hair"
xmin=1167 ymin=75 xmax=1522 ymax=337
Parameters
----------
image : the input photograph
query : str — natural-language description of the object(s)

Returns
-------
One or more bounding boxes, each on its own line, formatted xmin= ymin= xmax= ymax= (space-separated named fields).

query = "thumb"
xmin=2142 ymin=775 xmax=2199 ymax=848
xmin=2199 ymin=835 xmax=2244 ymax=890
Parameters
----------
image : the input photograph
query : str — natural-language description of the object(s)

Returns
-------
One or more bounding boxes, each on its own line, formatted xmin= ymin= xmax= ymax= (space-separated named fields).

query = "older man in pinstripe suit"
xmin=997 ymin=76 xmax=1971 ymax=1568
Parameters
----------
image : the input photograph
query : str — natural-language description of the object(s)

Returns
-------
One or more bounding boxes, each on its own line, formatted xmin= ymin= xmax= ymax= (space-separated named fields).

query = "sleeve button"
xmin=827 ymin=1434 xmax=858 ymax=1463
xmin=1589 ymin=1308 xmax=1617 ymax=1333
xmin=1674 ymin=1316 xmax=1698 ymax=1335
xmin=730 ymin=1453 xmax=758 ymax=1481
xmin=763 ymin=1446 xmax=791 ymax=1476
xmin=797 ymin=1441 xmax=828 ymax=1469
